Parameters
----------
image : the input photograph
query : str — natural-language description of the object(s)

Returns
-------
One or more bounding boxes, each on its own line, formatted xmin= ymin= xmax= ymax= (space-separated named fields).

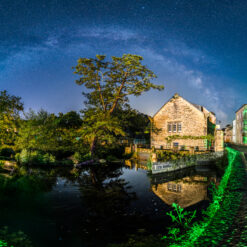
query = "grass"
xmin=164 ymin=147 xmax=246 ymax=247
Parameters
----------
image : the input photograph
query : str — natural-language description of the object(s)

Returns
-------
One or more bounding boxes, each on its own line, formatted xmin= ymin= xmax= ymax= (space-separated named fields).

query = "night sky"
xmin=1 ymin=0 xmax=247 ymax=126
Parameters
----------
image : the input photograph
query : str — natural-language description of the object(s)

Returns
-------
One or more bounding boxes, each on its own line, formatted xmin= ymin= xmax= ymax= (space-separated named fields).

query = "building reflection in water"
xmin=125 ymin=159 xmax=219 ymax=208
xmin=151 ymin=174 xmax=217 ymax=208
xmin=124 ymin=159 xmax=149 ymax=171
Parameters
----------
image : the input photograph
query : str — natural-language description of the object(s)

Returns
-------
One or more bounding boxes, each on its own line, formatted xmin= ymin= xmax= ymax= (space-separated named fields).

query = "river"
xmin=0 ymin=161 xmax=221 ymax=247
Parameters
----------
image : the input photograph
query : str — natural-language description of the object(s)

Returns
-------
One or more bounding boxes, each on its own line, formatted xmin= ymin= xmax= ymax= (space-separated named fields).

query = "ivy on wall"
xmin=165 ymin=134 xmax=215 ymax=144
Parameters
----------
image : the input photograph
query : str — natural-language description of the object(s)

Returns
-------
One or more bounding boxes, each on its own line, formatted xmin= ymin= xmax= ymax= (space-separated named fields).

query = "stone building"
xmin=235 ymin=104 xmax=247 ymax=145
xmin=151 ymin=93 xmax=216 ymax=150
xmin=232 ymin=120 xmax=236 ymax=143
xmin=223 ymin=124 xmax=233 ymax=143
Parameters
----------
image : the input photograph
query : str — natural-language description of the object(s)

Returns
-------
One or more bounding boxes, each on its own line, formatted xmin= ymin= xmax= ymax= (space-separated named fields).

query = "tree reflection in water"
xmin=75 ymin=164 xmax=138 ymax=245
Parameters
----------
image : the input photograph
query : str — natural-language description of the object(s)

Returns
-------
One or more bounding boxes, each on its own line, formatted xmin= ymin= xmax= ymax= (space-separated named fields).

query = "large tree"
xmin=73 ymin=54 xmax=164 ymax=157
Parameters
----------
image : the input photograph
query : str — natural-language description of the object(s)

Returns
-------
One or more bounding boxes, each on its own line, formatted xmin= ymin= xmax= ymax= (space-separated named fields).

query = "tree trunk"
xmin=90 ymin=136 xmax=98 ymax=160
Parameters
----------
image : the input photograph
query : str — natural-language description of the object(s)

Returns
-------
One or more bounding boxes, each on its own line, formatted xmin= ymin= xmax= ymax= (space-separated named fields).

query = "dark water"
xmin=0 ymin=162 xmax=220 ymax=247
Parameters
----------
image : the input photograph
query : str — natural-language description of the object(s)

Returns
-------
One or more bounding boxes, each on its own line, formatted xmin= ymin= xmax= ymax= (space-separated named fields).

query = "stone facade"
xmin=232 ymin=120 xmax=236 ymax=143
xmin=223 ymin=125 xmax=233 ymax=143
xmin=151 ymin=93 xmax=216 ymax=150
xmin=236 ymin=104 xmax=247 ymax=145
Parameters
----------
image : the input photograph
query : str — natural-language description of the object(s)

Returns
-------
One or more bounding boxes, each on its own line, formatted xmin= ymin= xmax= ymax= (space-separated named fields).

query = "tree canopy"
xmin=73 ymin=54 xmax=164 ymax=157
xmin=0 ymin=90 xmax=23 ymax=146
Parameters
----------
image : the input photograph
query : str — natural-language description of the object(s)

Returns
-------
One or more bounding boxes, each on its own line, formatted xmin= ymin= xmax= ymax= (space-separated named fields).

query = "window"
xmin=168 ymin=123 xmax=172 ymax=132
xmin=173 ymin=142 xmax=179 ymax=148
xmin=168 ymin=183 xmax=173 ymax=191
xmin=167 ymin=183 xmax=182 ymax=192
xmin=173 ymin=123 xmax=177 ymax=132
xmin=168 ymin=122 xmax=182 ymax=133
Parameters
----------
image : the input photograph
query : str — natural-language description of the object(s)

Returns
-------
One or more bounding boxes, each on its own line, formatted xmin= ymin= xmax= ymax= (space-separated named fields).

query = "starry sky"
xmin=1 ymin=0 xmax=247 ymax=126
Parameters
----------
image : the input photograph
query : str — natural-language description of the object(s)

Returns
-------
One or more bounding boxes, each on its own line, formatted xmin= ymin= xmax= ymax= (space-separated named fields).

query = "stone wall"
xmin=215 ymin=130 xmax=224 ymax=152
xmin=151 ymin=94 xmax=209 ymax=150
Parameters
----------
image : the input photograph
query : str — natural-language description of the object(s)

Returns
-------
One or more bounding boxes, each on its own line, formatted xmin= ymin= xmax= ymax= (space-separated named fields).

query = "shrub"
xmin=16 ymin=149 xmax=56 ymax=165
xmin=0 ymin=226 xmax=32 ymax=247
xmin=72 ymin=152 xmax=91 ymax=164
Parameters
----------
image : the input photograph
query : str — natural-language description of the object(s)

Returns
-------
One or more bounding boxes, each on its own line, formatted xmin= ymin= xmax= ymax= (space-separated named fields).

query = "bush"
xmin=0 ymin=226 xmax=32 ymax=247
xmin=156 ymin=150 xmax=189 ymax=162
xmin=72 ymin=152 xmax=91 ymax=164
xmin=16 ymin=149 xmax=56 ymax=165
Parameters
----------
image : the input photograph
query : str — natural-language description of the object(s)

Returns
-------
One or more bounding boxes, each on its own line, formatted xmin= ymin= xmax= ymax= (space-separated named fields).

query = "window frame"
xmin=173 ymin=123 xmax=177 ymax=132
xmin=168 ymin=123 xmax=172 ymax=133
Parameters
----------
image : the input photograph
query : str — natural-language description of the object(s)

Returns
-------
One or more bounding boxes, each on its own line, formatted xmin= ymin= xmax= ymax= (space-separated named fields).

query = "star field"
xmin=1 ymin=0 xmax=247 ymax=125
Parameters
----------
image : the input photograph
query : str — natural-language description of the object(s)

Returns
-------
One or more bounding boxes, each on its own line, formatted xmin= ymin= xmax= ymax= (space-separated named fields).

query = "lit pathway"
xmin=222 ymin=145 xmax=247 ymax=246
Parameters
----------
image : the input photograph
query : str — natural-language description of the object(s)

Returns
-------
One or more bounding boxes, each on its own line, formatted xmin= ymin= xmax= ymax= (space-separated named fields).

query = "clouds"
xmin=131 ymin=44 xmax=235 ymax=125
xmin=0 ymin=25 xmax=238 ymax=125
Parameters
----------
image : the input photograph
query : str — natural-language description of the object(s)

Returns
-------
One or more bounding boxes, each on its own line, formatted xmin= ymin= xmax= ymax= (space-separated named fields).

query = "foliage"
xmin=16 ymin=109 xmax=85 ymax=159
xmin=162 ymin=203 xmax=196 ymax=241
xmin=114 ymin=107 xmax=150 ymax=138
xmin=166 ymin=203 xmax=196 ymax=228
xmin=73 ymin=54 xmax=164 ymax=156
xmin=156 ymin=150 xmax=190 ymax=162
xmin=0 ymin=240 xmax=7 ymax=247
xmin=163 ymin=147 xmax=245 ymax=247
xmin=0 ymin=90 xmax=23 ymax=147
xmin=146 ymin=158 xmax=152 ymax=170
xmin=72 ymin=151 xmax=91 ymax=164
xmin=16 ymin=149 xmax=56 ymax=165
xmin=0 ymin=227 xmax=32 ymax=247
xmin=165 ymin=134 xmax=215 ymax=144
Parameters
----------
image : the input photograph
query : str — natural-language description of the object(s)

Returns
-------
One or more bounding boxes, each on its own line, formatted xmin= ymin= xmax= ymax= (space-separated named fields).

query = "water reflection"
xmin=150 ymin=166 xmax=218 ymax=208
xmin=0 ymin=163 xmax=220 ymax=247
xmin=125 ymin=159 xmax=148 ymax=170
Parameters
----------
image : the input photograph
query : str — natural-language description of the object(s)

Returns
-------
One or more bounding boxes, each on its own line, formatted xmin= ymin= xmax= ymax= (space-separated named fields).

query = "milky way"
xmin=1 ymin=0 xmax=247 ymax=126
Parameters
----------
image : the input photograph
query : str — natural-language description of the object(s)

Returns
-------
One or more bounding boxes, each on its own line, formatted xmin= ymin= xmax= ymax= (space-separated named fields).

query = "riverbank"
xmin=152 ymin=151 xmax=224 ymax=174
xmin=165 ymin=147 xmax=246 ymax=247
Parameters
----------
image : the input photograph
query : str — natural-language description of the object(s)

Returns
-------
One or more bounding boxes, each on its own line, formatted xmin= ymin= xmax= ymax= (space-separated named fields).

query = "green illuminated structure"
xmin=243 ymin=107 xmax=247 ymax=144
xmin=235 ymin=104 xmax=247 ymax=144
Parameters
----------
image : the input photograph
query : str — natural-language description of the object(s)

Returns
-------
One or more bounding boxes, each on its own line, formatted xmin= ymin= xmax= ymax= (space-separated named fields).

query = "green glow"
xmin=163 ymin=148 xmax=245 ymax=246
xmin=0 ymin=240 xmax=7 ymax=247
xmin=243 ymin=108 xmax=247 ymax=144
